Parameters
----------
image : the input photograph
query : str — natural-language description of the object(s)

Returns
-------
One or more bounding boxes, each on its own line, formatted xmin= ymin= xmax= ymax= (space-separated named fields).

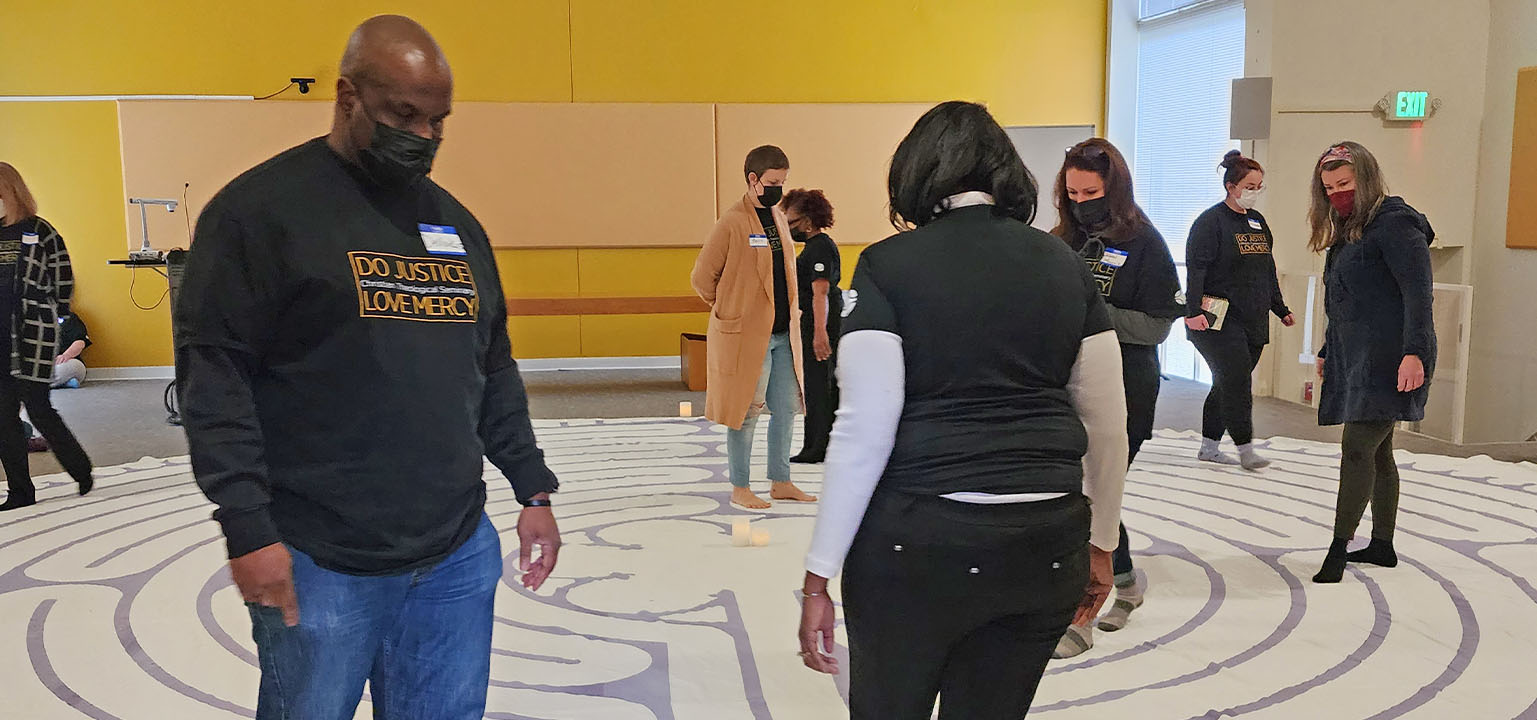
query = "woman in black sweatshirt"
xmin=1307 ymin=142 xmax=1434 ymax=584
xmin=1051 ymin=139 xmax=1183 ymax=654
xmin=1183 ymin=151 xmax=1295 ymax=470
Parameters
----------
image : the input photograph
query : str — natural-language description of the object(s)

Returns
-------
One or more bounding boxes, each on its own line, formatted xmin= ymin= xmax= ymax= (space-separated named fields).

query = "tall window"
xmin=1133 ymin=0 xmax=1245 ymax=382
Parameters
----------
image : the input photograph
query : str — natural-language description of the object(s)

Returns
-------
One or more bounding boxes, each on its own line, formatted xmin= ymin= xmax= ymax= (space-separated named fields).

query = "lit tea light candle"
xmin=731 ymin=519 xmax=751 ymax=546
xmin=679 ymin=401 xmax=693 ymax=417
xmin=751 ymin=530 xmax=771 ymax=547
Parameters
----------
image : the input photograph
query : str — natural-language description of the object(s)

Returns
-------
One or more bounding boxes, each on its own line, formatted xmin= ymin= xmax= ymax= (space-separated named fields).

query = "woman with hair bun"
xmin=1183 ymin=150 xmax=1295 ymax=471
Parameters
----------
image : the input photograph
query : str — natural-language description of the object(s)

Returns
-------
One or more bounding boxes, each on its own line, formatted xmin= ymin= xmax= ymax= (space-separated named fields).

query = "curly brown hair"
xmin=783 ymin=188 xmax=835 ymax=231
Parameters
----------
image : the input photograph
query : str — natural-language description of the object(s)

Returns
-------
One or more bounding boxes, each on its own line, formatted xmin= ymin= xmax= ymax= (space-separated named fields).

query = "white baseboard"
xmin=90 ymin=357 xmax=681 ymax=381
xmin=89 ymin=366 xmax=176 ymax=381
xmin=519 ymin=356 xmax=681 ymax=372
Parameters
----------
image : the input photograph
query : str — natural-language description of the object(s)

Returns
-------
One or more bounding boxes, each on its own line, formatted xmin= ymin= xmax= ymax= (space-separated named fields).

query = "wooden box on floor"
xmin=681 ymin=333 xmax=707 ymax=391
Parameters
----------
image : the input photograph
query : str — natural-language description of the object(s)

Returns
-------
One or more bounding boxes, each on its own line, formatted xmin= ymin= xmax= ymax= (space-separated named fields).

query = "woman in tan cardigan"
xmin=691 ymin=146 xmax=816 ymax=509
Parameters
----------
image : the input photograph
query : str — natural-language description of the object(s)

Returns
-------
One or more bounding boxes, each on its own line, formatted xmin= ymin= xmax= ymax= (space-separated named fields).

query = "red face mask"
xmin=1329 ymin=189 xmax=1356 ymax=218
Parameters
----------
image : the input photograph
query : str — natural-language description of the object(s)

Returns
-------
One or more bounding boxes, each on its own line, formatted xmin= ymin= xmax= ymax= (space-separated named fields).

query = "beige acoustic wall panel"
xmin=118 ymin=100 xmax=718 ymax=250
xmin=715 ymin=103 xmax=933 ymax=249
xmin=118 ymin=100 xmax=332 ymax=251
xmin=434 ymin=102 xmax=717 ymax=248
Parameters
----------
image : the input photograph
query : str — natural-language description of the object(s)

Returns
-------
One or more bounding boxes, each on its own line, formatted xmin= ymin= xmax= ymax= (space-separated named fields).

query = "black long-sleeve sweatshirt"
xmin=1184 ymin=203 xmax=1290 ymax=343
xmin=174 ymin=138 xmax=558 ymax=575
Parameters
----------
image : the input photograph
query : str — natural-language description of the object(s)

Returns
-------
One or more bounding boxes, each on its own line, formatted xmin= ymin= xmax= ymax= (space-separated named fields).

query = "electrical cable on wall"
xmin=128 ymin=266 xmax=170 ymax=311
xmin=255 ymin=77 xmax=317 ymax=100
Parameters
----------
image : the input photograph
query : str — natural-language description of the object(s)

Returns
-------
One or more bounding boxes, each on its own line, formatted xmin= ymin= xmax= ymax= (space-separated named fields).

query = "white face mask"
xmin=1237 ymin=187 xmax=1263 ymax=210
xmin=0 ymin=199 xmax=7 ymax=220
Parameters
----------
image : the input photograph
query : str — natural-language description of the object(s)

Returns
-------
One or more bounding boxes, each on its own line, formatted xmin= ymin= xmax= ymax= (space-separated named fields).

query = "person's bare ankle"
xmin=770 ymin=482 xmax=817 ymax=502
xmin=730 ymin=487 xmax=771 ymax=509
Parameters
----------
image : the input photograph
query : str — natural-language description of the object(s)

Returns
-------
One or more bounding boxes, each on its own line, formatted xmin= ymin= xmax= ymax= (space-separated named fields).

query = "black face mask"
xmin=757 ymin=184 xmax=783 ymax=208
xmin=790 ymin=227 xmax=810 ymax=243
xmin=358 ymin=119 xmax=441 ymax=188
xmin=1071 ymin=196 xmax=1111 ymax=228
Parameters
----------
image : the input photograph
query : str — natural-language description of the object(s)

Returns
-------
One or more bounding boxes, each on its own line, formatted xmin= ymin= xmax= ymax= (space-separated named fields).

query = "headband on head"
xmin=1319 ymin=145 xmax=1353 ymax=167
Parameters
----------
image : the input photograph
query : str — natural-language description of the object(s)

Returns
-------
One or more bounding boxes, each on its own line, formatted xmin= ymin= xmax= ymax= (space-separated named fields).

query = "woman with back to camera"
xmin=1306 ymin=142 xmax=1434 ymax=584
xmin=1050 ymin=138 xmax=1183 ymax=657
xmin=794 ymin=101 xmax=1129 ymax=719
xmin=0 ymin=162 xmax=94 ymax=511
xmin=1183 ymin=150 xmax=1295 ymax=470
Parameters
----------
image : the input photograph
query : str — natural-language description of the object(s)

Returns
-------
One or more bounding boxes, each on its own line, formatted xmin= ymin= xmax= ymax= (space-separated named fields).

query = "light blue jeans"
xmin=727 ymin=332 xmax=797 ymax=488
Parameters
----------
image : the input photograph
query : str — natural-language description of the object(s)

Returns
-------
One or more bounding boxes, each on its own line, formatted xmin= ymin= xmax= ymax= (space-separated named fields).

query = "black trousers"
xmin=0 ymin=375 xmax=92 ymax=500
xmin=842 ymin=492 xmax=1089 ymax=719
xmin=1113 ymin=343 xmax=1161 ymax=578
xmin=1332 ymin=421 xmax=1400 ymax=542
xmin=1189 ymin=326 xmax=1266 ymax=445
xmin=797 ymin=319 xmax=840 ymax=456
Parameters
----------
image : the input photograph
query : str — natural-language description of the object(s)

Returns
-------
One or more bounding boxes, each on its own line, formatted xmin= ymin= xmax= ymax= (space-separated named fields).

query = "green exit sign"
xmin=1395 ymin=91 xmax=1430 ymax=119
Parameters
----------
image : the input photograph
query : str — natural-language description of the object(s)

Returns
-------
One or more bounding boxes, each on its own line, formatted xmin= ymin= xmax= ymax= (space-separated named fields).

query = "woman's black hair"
xmin=887 ymin=101 xmax=1037 ymax=229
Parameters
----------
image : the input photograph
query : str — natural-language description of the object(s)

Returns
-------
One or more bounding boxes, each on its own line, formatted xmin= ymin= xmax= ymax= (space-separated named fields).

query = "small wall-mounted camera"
xmin=291 ymin=77 xmax=317 ymax=94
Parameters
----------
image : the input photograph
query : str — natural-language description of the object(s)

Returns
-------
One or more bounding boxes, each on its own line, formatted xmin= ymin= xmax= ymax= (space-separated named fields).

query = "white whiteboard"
xmin=1005 ymin=124 xmax=1096 ymax=232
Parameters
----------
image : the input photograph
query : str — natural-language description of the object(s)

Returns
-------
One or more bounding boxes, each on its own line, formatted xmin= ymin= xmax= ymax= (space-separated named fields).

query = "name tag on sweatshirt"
xmin=749 ymin=234 xmax=769 ymax=248
xmin=1248 ymin=218 xmax=1263 ymax=230
xmin=419 ymin=224 xmax=466 ymax=256
xmin=21 ymin=232 xmax=39 ymax=246
xmin=1101 ymin=248 xmax=1128 ymax=267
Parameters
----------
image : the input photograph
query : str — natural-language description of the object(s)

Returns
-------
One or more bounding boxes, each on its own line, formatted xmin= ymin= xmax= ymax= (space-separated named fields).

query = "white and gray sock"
xmin=1197 ymin=437 xmax=1240 ymax=465
xmin=1238 ymin=442 xmax=1271 ymax=470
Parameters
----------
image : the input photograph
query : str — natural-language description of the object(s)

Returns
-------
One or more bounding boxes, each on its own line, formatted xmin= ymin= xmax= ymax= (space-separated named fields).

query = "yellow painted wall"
xmin=2 ymin=0 xmax=1106 ymax=364
xmin=0 ymin=103 xmax=166 ymax=368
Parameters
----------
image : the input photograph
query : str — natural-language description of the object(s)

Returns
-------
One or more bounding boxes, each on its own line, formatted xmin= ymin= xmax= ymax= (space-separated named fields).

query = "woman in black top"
xmin=1051 ymin=138 xmax=1183 ymax=651
xmin=1184 ymin=151 xmax=1295 ymax=470
xmin=1306 ymin=142 xmax=1435 ymax=584
xmin=796 ymin=101 xmax=1128 ymax=719
xmin=0 ymin=162 xmax=93 ymax=511
xmin=784 ymin=189 xmax=842 ymax=464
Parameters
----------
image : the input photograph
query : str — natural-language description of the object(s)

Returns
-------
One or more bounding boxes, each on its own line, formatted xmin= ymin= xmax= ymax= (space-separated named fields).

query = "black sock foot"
xmin=1312 ymin=538 xmax=1350 ymax=584
xmin=0 ymin=495 xmax=38 ymax=511
xmin=77 ymin=474 xmax=94 ymax=496
xmin=1346 ymin=538 xmax=1397 ymax=568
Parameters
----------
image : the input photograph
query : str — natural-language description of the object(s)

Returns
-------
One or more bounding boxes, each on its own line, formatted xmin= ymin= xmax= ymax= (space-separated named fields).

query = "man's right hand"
xmin=1184 ymin=315 xmax=1210 ymax=332
xmin=230 ymin=543 xmax=299 ymax=627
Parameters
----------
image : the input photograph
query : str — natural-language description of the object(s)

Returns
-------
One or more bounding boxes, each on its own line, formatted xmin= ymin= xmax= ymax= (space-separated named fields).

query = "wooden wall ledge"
xmin=507 ymin=296 xmax=711 ymax=316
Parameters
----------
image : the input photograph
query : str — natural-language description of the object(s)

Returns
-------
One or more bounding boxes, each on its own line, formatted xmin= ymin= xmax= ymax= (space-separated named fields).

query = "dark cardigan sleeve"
xmin=1376 ymin=217 xmax=1435 ymax=359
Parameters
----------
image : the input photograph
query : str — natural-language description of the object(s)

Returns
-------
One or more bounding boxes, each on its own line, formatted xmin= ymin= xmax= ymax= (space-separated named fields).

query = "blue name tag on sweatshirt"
xmin=419 ymin=224 xmax=466 ymax=256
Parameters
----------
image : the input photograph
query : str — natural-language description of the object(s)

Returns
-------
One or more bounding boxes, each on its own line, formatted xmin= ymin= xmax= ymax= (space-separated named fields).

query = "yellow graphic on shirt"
xmin=0 ymin=239 xmax=20 ymax=265
xmin=349 ymin=251 xmax=480 ymax=323
xmin=1083 ymin=257 xmax=1120 ymax=297
xmin=1236 ymin=233 xmax=1271 ymax=255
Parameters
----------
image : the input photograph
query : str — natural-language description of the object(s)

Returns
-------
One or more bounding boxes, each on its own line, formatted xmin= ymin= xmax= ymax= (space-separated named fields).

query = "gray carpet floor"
xmin=16 ymin=370 xmax=1535 ymax=482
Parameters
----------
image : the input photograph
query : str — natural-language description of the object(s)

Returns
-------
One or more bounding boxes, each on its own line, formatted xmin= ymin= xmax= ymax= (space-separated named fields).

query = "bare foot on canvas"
xmin=731 ymin=487 xmax=771 ymax=509
xmin=770 ymin=482 xmax=817 ymax=502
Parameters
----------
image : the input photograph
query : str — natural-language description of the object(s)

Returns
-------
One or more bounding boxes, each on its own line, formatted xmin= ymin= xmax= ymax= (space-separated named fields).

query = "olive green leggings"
xmin=1332 ymin=421 xmax=1400 ymax=541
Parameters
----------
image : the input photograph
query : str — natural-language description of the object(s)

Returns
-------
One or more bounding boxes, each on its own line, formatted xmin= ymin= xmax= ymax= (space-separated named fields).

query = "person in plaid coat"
xmin=0 ymin=161 xmax=93 ymax=511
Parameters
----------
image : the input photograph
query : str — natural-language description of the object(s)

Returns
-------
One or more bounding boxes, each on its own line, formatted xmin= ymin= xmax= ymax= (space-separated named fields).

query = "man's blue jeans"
xmin=248 ymin=513 xmax=502 ymax=719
